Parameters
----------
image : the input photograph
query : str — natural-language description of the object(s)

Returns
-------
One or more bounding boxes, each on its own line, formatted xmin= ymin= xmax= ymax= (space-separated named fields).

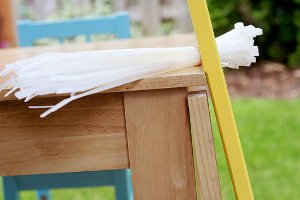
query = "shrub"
xmin=208 ymin=0 xmax=300 ymax=68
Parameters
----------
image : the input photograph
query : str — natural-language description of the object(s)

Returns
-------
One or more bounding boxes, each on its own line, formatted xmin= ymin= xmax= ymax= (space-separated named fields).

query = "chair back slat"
xmin=17 ymin=12 xmax=130 ymax=47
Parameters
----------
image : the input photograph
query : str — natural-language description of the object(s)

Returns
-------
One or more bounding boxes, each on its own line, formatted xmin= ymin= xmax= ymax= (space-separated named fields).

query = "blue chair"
xmin=17 ymin=12 xmax=130 ymax=46
xmin=2 ymin=12 xmax=132 ymax=200
xmin=3 ymin=170 xmax=132 ymax=200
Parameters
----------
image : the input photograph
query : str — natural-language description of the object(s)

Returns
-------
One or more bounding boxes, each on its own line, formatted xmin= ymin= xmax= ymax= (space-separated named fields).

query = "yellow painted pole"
xmin=187 ymin=0 xmax=254 ymax=199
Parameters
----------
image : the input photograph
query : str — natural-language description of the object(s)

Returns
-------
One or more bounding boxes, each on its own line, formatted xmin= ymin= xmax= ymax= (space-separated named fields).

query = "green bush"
xmin=208 ymin=0 xmax=300 ymax=68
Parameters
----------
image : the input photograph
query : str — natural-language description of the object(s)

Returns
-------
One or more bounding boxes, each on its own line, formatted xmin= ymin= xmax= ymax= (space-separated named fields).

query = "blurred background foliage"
xmin=208 ymin=0 xmax=300 ymax=68
xmin=18 ymin=0 xmax=300 ymax=67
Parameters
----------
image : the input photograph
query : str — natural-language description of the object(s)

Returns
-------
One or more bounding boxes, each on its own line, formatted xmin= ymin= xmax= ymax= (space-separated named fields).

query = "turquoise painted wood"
xmin=3 ymin=177 xmax=19 ymax=200
xmin=17 ymin=12 xmax=130 ymax=46
xmin=3 ymin=170 xmax=132 ymax=200
xmin=37 ymin=190 xmax=50 ymax=200
xmin=113 ymin=170 xmax=133 ymax=200
xmin=3 ymin=12 xmax=132 ymax=200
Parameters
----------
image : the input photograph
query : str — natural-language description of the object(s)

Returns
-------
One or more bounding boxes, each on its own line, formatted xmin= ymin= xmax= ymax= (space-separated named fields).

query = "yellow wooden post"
xmin=187 ymin=0 xmax=254 ymax=199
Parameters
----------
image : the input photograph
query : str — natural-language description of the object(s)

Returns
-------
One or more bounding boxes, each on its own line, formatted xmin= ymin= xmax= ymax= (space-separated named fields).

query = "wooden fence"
xmin=21 ymin=0 xmax=193 ymax=35
xmin=113 ymin=0 xmax=193 ymax=34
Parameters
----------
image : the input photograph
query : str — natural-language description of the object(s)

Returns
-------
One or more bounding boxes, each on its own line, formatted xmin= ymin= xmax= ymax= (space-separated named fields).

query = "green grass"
xmin=0 ymin=98 xmax=299 ymax=199
xmin=0 ymin=185 xmax=115 ymax=200
xmin=213 ymin=98 xmax=300 ymax=200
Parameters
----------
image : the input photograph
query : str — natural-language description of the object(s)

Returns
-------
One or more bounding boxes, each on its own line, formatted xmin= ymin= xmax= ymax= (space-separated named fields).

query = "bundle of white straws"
xmin=0 ymin=22 xmax=262 ymax=117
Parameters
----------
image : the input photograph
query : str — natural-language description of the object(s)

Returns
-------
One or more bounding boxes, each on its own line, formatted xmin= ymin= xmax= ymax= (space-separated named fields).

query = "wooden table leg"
xmin=188 ymin=92 xmax=222 ymax=200
xmin=124 ymin=88 xmax=197 ymax=200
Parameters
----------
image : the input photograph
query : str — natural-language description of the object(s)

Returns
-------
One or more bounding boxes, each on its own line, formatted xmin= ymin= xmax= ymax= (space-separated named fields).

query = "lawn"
xmin=213 ymin=98 xmax=300 ymax=199
xmin=0 ymin=98 xmax=299 ymax=200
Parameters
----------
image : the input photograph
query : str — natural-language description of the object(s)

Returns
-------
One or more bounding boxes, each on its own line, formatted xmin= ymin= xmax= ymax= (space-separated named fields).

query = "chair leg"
xmin=113 ymin=170 xmax=133 ymax=200
xmin=3 ymin=177 xmax=20 ymax=200
xmin=37 ymin=190 xmax=51 ymax=200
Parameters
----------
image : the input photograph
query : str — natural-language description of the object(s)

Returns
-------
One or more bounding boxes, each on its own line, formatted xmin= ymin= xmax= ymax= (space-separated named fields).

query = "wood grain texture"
xmin=0 ymin=67 xmax=206 ymax=101
xmin=124 ymin=88 xmax=197 ymax=200
xmin=188 ymin=92 xmax=221 ymax=200
xmin=0 ymin=93 xmax=129 ymax=176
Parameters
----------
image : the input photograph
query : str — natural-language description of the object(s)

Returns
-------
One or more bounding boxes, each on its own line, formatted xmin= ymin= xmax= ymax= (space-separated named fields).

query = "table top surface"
xmin=0 ymin=34 xmax=198 ymax=65
xmin=0 ymin=34 xmax=206 ymax=101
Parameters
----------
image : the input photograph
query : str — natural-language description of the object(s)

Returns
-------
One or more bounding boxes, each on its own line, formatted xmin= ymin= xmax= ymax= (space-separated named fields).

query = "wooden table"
xmin=0 ymin=35 xmax=222 ymax=199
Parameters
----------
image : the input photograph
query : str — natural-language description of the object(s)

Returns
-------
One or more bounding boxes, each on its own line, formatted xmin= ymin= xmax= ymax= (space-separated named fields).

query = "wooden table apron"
xmin=0 ymin=35 xmax=221 ymax=199
xmin=0 ymin=88 xmax=200 ymax=199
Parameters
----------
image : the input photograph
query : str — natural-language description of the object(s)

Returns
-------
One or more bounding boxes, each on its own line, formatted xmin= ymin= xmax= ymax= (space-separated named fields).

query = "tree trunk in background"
xmin=0 ymin=0 xmax=18 ymax=47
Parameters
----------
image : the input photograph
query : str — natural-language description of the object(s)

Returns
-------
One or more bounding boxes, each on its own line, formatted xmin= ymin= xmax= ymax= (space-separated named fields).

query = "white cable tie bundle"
xmin=0 ymin=22 xmax=262 ymax=117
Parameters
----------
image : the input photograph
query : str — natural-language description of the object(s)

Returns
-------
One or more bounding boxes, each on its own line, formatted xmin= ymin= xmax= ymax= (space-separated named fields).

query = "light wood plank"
xmin=188 ymin=92 xmax=221 ymax=200
xmin=0 ymin=93 xmax=129 ymax=175
xmin=0 ymin=67 xmax=206 ymax=101
xmin=124 ymin=88 xmax=197 ymax=200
